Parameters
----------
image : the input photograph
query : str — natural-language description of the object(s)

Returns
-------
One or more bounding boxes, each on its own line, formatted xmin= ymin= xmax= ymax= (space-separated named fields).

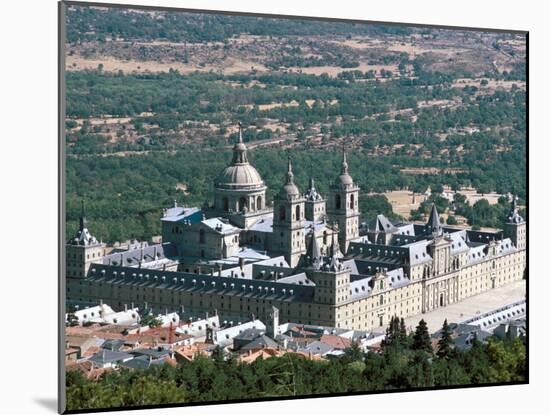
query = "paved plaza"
xmin=396 ymin=280 xmax=527 ymax=333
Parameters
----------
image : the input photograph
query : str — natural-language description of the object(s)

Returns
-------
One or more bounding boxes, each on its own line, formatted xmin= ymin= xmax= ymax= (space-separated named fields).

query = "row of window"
xmin=222 ymin=195 xmax=263 ymax=212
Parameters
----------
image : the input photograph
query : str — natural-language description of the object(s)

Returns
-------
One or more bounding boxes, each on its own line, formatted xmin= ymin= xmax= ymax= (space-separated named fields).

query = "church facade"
xmin=66 ymin=127 xmax=527 ymax=331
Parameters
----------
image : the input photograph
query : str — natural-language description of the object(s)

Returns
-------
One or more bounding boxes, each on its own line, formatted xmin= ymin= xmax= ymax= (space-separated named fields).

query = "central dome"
xmin=215 ymin=125 xmax=265 ymax=190
xmin=216 ymin=164 xmax=265 ymax=190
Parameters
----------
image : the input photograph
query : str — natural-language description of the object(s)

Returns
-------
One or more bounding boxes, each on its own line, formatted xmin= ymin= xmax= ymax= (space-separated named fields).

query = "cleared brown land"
xmin=400 ymin=167 xmax=468 ymax=175
xmin=379 ymin=186 xmax=506 ymax=220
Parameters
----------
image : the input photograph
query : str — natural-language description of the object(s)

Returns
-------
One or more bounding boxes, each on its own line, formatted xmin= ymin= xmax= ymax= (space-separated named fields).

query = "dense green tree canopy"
xmin=66 ymin=333 xmax=525 ymax=411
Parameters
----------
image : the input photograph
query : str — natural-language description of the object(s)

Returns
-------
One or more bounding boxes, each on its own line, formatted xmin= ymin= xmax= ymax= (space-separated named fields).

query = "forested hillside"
xmin=65 ymin=6 xmax=526 ymax=243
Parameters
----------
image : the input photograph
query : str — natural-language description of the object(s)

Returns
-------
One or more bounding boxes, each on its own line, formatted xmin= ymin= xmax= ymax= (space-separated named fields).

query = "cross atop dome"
xmin=286 ymin=157 xmax=294 ymax=184
xmin=232 ymin=122 xmax=248 ymax=164
xmin=341 ymin=146 xmax=348 ymax=175
xmin=278 ymin=156 xmax=301 ymax=199
xmin=333 ymin=146 xmax=355 ymax=188
xmin=238 ymin=121 xmax=243 ymax=143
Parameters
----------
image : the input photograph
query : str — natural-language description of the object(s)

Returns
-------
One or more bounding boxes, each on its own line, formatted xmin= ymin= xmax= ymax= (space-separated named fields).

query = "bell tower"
xmin=504 ymin=196 xmax=526 ymax=250
xmin=272 ymin=158 xmax=306 ymax=267
xmin=327 ymin=149 xmax=360 ymax=254
xmin=66 ymin=201 xmax=104 ymax=280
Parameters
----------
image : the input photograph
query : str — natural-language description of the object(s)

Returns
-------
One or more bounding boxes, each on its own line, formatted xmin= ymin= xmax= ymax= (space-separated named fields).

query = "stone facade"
xmin=66 ymin=130 xmax=527 ymax=332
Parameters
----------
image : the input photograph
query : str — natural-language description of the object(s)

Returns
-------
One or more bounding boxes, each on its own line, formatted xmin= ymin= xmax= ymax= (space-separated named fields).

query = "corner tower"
xmin=308 ymin=231 xmax=351 ymax=318
xmin=504 ymin=196 xmax=526 ymax=250
xmin=327 ymin=149 xmax=360 ymax=254
xmin=272 ymin=158 xmax=306 ymax=268
xmin=66 ymin=201 xmax=104 ymax=279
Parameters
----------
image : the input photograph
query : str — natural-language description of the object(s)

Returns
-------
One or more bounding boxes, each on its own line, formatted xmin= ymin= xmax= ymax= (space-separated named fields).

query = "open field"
xmin=399 ymin=167 xmax=468 ymax=175
xmin=379 ymin=189 xmax=419 ymax=218
xmin=458 ymin=187 xmax=504 ymax=206
xmin=380 ymin=186 xmax=507 ymax=221
xmin=289 ymin=62 xmax=399 ymax=77
xmin=67 ymin=54 xmax=267 ymax=75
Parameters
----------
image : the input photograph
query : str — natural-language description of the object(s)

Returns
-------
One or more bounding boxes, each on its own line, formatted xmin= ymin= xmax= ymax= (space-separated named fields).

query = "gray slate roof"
xmin=89 ymin=349 xmax=133 ymax=365
xmin=119 ymin=355 xmax=170 ymax=370
xmin=240 ymin=335 xmax=279 ymax=351
xmin=161 ymin=206 xmax=202 ymax=224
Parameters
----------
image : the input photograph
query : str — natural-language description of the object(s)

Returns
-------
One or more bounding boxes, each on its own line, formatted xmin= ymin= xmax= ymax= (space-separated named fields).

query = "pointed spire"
xmin=427 ymin=203 xmax=442 ymax=236
xmin=334 ymin=146 xmax=353 ymax=188
xmin=330 ymin=226 xmax=343 ymax=261
xmin=307 ymin=226 xmax=322 ymax=270
xmin=278 ymin=155 xmax=300 ymax=198
xmin=329 ymin=229 xmax=342 ymax=271
xmin=506 ymin=194 xmax=524 ymax=224
xmin=304 ymin=176 xmax=322 ymax=202
xmin=330 ymin=254 xmax=340 ymax=271
xmin=79 ymin=200 xmax=87 ymax=230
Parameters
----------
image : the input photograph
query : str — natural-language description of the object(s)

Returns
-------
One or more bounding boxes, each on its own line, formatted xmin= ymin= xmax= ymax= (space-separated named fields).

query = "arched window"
xmin=335 ymin=194 xmax=341 ymax=210
xmin=279 ymin=206 xmax=286 ymax=221
xmin=295 ymin=204 xmax=301 ymax=220
xmin=251 ymin=198 xmax=255 ymax=211
xmin=239 ymin=197 xmax=247 ymax=212
xmin=350 ymin=193 xmax=355 ymax=209
xmin=199 ymin=229 xmax=205 ymax=244
xmin=222 ymin=197 xmax=229 ymax=212
xmin=257 ymin=195 xmax=262 ymax=210
xmin=323 ymin=231 xmax=328 ymax=245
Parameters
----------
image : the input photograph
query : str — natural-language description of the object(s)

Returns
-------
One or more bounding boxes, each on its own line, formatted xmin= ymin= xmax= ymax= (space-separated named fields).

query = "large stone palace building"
xmin=66 ymin=127 xmax=527 ymax=331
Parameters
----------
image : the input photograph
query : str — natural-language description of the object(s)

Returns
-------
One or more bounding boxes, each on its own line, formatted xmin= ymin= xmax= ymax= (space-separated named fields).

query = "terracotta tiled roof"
xmin=289 ymin=326 xmax=318 ymax=337
xmin=174 ymin=342 xmax=214 ymax=362
xmin=319 ymin=334 xmax=352 ymax=350
xmin=65 ymin=360 xmax=111 ymax=380
xmin=164 ymin=357 xmax=178 ymax=367
xmin=237 ymin=348 xmax=285 ymax=363
xmin=291 ymin=351 xmax=326 ymax=361
xmin=66 ymin=360 xmax=93 ymax=373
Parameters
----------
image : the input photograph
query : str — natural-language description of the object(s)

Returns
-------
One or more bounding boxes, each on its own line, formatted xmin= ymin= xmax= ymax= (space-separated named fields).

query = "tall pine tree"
xmin=382 ymin=315 xmax=403 ymax=348
xmin=399 ymin=317 xmax=408 ymax=346
xmin=436 ymin=319 xmax=454 ymax=360
xmin=412 ymin=319 xmax=433 ymax=354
